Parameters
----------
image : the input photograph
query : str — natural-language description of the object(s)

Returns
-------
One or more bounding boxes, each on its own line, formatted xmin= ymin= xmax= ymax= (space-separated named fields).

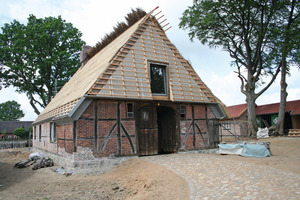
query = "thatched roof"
xmin=34 ymin=7 xmax=228 ymax=123
xmin=88 ymin=8 xmax=147 ymax=58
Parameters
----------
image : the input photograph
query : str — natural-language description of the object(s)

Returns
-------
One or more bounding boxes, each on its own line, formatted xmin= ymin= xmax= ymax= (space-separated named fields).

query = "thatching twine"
xmin=88 ymin=8 xmax=147 ymax=58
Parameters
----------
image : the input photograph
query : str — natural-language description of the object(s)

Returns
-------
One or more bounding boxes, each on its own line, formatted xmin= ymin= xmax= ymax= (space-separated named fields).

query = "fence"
xmin=219 ymin=120 xmax=250 ymax=142
xmin=0 ymin=141 xmax=31 ymax=149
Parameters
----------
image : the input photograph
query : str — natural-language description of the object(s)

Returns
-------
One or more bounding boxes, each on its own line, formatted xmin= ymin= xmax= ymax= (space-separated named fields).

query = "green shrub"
xmin=13 ymin=128 xmax=26 ymax=138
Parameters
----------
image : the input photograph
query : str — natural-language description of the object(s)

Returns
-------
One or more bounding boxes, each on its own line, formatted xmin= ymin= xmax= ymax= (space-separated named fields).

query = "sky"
xmin=0 ymin=0 xmax=299 ymax=121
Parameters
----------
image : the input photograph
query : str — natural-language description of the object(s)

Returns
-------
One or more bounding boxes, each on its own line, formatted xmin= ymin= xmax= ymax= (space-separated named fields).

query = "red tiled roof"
xmin=227 ymin=103 xmax=247 ymax=118
xmin=256 ymin=99 xmax=300 ymax=115
xmin=226 ymin=99 xmax=300 ymax=118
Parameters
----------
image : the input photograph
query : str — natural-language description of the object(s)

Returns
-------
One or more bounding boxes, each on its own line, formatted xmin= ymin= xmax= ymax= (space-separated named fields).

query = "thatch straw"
xmin=88 ymin=8 xmax=146 ymax=58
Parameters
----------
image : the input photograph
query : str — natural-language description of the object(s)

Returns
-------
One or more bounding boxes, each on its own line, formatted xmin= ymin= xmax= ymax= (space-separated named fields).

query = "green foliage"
xmin=0 ymin=15 xmax=85 ymax=114
xmin=179 ymin=0 xmax=300 ymax=136
xmin=13 ymin=127 xmax=26 ymax=138
xmin=1 ymin=128 xmax=7 ymax=135
xmin=26 ymin=126 xmax=33 ymax=138
xmin=179 ymin=0 xmax=299 ymax=89
xmin=0 ymin=100 xmax=24 ymax=121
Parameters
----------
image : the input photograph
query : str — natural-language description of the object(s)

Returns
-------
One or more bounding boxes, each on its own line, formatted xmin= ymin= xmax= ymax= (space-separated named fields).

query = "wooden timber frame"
xmin=71 ymin=98 xmax=219 ymax=156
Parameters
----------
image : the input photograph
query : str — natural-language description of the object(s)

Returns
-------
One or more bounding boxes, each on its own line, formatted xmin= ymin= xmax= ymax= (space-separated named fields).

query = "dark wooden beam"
xmin=192 ymin=105 xmax=196 ymax=148
xmin=94 ymin=101 xmax=98 ymax=151
xmin=117 ymin=103 xmax=121 ymax=155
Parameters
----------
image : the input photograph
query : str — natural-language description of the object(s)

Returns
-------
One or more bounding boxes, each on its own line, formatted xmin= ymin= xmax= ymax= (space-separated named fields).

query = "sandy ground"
xmin=0 ymin=136 xmax=299 ymax=200
xmin=0 ymin=150 xmax=189 ymax=200
xmin=220 ymin=136 xmax=300 ymax=174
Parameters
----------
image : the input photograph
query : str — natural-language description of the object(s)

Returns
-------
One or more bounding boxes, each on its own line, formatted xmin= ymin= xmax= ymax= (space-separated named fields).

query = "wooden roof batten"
xmin=34 ymin=7 xmax=223 ymax=124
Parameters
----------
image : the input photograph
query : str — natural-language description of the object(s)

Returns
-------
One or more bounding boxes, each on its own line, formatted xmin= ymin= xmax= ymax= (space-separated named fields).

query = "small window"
xmin=50 ymin=122 xmax=57 ymax=143
xmin=34 ymin=126 xmax=36 ymax=140
xmin=150 ymin=63 xmax=167 ymax=95
xmin=223 ymin=122 xmax=231 ymax=130
xmin=142 ymin=111 xmax=149 ymax=121
xmin=180 ymin=105 xmax=186 ymax=119
xmin=39 ymin=125 xmax=41 ymax=142
xmin=127 ymin=103 xmax=134 ymax=118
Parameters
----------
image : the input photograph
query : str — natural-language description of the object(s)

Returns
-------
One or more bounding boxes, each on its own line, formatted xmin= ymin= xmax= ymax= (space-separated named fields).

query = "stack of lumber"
xmin=288 ymin=129 xmax=300 ymax=137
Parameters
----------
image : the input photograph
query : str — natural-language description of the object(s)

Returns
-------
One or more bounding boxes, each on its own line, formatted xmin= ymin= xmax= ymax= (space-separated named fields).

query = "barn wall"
xmin=33 ymin=122 xmax=58 ymax=154
xmin=33 ymin=100 xmax=220 ymax=170
xmin=76 ymin=100 xmax=136 ymax=159
xmin=180 ymin=104 xmax=219 ymax=150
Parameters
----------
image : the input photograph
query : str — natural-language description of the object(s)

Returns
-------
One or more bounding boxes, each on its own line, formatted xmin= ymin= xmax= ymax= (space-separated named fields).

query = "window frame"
xmin=180 ymin=105 xmax=186 ymax=119
xmin=223 ymin=122 xmax=231 ymax=130
xmin=50 ymin=122 xmax=57 ymax=143
xmin=34 ymin=126 xmax=36 ymax=140
xmin=39 ymin=125 xmax=41 ymax=142
xmin=126 ymin=102 xmax=134 ymax=119
xmin=149 ymin=63 xmax=168 ymax=96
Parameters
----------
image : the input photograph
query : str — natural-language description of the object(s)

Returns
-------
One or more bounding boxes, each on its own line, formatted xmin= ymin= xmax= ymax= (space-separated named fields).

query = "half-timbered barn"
xmin=32 ymin=8 xmax=227 ymax=169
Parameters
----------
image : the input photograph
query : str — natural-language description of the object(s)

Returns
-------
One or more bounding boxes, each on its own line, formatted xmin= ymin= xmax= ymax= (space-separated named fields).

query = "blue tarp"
xmin=218 ymin=143 xmax=271 ymax=158
xmin=218 ymin=143 xmax=243 ymax=149
xmin=241 ymin=144 xmax=271 ymax=158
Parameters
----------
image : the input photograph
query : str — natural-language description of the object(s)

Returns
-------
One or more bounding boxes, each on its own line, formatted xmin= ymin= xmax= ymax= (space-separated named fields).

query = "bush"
xmin=13 ymin=128 xmax=26 ymax=138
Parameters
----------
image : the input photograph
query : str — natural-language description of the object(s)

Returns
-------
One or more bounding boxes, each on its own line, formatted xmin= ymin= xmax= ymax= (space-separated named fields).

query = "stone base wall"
xmin=33 ymin=147 xmax=135 ymax=174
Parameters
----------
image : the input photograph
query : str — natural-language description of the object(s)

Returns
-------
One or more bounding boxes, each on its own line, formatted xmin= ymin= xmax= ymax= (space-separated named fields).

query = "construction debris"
xmin=14 ymin=158 xmax=35 ymax=168
xmin=14 ymin=152 xmax=54 ymax=170
xmin=53 ymin=167 xmax=75 ymax=176
xmin=32 ymin=157 xmax=54 ymax=170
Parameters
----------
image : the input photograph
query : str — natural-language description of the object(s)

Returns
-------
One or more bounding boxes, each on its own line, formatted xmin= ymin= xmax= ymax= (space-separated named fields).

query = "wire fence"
xmin=219 ymin=121 xmax=250 ymax=142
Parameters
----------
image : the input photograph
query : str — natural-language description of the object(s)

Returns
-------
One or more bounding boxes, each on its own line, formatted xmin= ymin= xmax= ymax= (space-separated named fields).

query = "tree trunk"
xmin=276 ymin=60 xmax=288 ymax=136
xmin=246 ymin=94 xmax=258 ymax=137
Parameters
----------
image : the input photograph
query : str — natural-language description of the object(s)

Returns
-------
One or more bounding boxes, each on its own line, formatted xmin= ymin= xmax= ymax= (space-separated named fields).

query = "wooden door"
xmin=157 ymin=106 xmax=177 ymax=153
xmin=138 ymin=107 xmax=158 ymax=155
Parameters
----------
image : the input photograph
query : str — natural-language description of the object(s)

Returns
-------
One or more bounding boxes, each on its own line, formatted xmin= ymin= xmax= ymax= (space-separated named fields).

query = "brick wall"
xmin=57 ymin=123 xmax=73 ymax=153
xmin=180 ymin=104 xmax=214 ymax=150
xmin=76 ymin=100 xmax=137 ymax=158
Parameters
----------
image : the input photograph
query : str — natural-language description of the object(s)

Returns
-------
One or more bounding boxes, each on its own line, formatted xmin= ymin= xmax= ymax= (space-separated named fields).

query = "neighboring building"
xmin=220 ymin=104 xmax=249 ymax=138
xmin=256 ymin=99 xmax=300 ymax=130
xmin=32 ymin=8 xmax=227 ymax=169
xmin=221 ymin=99 xmax=300 ymax=137
xmin=0 ymin=121 xmax=33 ymax=140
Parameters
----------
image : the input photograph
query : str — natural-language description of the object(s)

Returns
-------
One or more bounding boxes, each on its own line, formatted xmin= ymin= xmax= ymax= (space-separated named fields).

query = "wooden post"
xmin=73 ymin=121 xmax=77 ymax=152
xmin=94 ymin=101 xmax=98 ymax=151
xmin=117 ymin=102 xmax=121 ymax=155
xmin=205 ymin=105 xmax=210 ymax=147
xmin=192 ymin=105 xmax=196 ymax=148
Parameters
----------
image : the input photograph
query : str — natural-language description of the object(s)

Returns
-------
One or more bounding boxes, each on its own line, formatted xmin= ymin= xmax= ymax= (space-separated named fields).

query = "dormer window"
xmin=150 ymin=63 xmax=167 ymax=95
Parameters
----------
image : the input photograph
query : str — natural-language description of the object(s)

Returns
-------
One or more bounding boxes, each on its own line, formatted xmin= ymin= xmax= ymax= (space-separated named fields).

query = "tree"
xmin=1 ymin=129 xmax=7 ymax=137
xmin=0 ymin=15 xmax=85 ymax=114
xmin=179 ymin=0 xmax=296 ymax=137
xmin=0 ymin=100 xmax=24 ymax=121
xmin=273 ymin=0 xmax=300 ymax=135
xmin=13 ymin=127 xmax=26 ymax=138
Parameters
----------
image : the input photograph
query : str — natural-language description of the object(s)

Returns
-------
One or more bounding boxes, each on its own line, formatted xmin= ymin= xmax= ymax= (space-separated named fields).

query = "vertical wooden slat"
xmin=117 ymin=103 xmax=121 ymax=155
xmin=73 ymin=121 xmax=77 ymax=152
xmin=94 ymin=102 xmax=98 ymax=151
xmin=192 ymin=105 xmax=196 ymax=148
